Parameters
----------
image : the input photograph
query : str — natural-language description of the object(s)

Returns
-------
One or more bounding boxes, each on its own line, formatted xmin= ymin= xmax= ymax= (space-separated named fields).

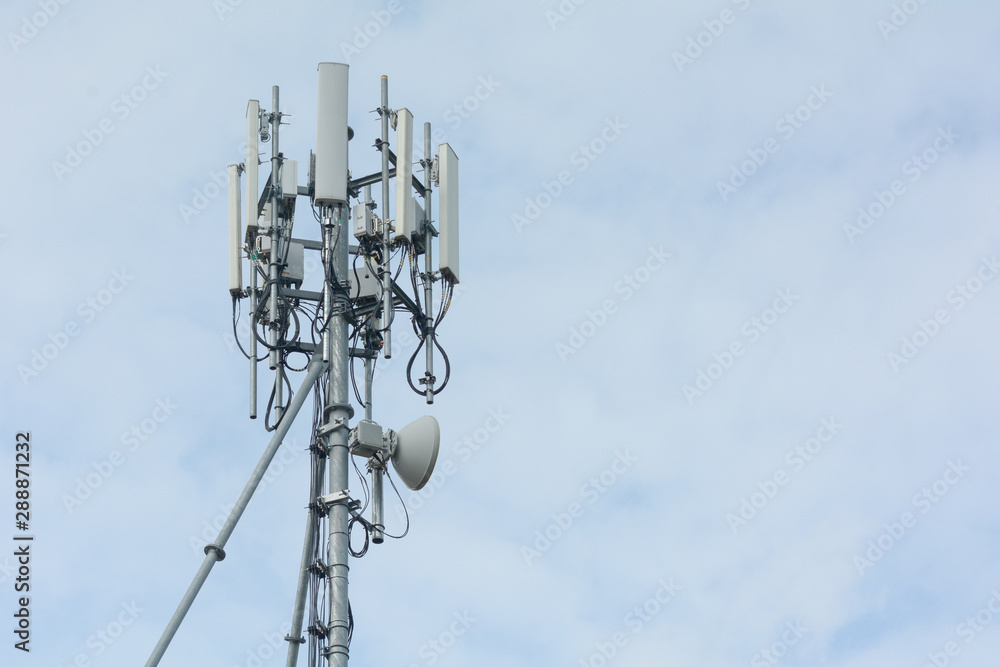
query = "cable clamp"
xmin=308 ymin=621 xmax=329 ymax=639
xmin=308 ymin=558 xmax=328 ymax=576
xmin=308 ymin=441 xmax=329 ymax=458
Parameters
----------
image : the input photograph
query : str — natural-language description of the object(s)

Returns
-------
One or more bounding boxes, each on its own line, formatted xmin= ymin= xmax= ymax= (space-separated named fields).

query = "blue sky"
xmin=2 ymin=1 xmax=1000 ymax=665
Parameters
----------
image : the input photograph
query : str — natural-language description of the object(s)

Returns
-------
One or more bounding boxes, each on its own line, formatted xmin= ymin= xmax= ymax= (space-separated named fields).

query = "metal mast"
xmin=322 ymin=201 xmax=352 ymax=666
xmin=145 ymin=63 xmax=460 ymax=666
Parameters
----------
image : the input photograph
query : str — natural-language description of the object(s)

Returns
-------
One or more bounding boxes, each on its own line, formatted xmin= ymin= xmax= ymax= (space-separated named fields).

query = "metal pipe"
xmin=269 ymin=87 xmax=281 ymax=372
xmin=285 ymin=425 xmax=326 ymax=667
xmin=371 ymin=462 xmax=384 ymax=544
xmin=275 ymin=366 xmax=285 ymax=425
xmin=270 ymin=85 xmax=283 ymax=421
xmin=422 ymin=122 xmax=435 ymax=404
xmin=250 ymin=263 xmax=258 ymax=419
xmin=145 ymin=355 xmax=329 ymax=667
xmin=322 ymin=215 xmax=333 ymax=363
xmin=364 ymin=357 xmax=373 ymax=421
xmin=325 ymin=203 xmax=352 ymax=666
xmin=379 ymin=75 xmax=392 ymax=360
xmin=366 ymin=339 xmax=381 ymax=543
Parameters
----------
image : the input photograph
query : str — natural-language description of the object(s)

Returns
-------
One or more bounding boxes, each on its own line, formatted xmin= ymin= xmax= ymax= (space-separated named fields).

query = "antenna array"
xmin=146 ymin=62 xmax=460 ymax=667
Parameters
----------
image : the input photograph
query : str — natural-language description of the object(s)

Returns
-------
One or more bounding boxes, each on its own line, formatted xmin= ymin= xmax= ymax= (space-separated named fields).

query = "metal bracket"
xmin=317 ymin=419 xmax=347 ymax=438
xmin=317 ymin=490 xmax=361 ymax=514
xmin=318 ymin=402 xmax=355 ymax=436
xmin=203 ymin=544 xmax=226 ymax=561
xmin=367 ymin=450 xmax=388 ymax=473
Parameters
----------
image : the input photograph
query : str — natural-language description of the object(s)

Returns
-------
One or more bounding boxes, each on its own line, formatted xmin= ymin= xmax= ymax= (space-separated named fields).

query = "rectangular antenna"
xmin=228 ymin=164 xmax=242 ymax=293
xmin=438 ymin=143 xmax=459 ymax=283
xmin=280 ymin=159 xmax=298 ymax=199
xmin=246 ymin=100 xmax=259 ymax=243
xmin=395 ymin=108 xmax=415 ymax=241
xmin=315 ymin=62 xmax=349 ymax=204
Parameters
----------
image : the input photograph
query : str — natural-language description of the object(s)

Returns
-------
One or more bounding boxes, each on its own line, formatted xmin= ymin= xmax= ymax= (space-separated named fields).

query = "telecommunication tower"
xmin=145 ymin=62 xmax=460 ymax=667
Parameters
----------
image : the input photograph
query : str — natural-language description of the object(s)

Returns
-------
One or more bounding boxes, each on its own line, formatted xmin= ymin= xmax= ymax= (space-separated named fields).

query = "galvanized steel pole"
xmin=324 ymin=203 xmax=353 ymax=666
xmin=144 ymin=355 xmax=328 ymax=667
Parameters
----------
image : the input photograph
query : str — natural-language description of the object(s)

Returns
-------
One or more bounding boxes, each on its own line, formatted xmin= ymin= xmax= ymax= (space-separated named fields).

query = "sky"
xmin=2 ymin=0 xmax=1000 ymax=665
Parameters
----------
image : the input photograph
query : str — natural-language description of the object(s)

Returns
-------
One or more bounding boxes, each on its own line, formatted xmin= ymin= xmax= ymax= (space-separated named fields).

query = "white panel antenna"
xmin=258 ymin=201 xmax=273 ymax=230
xmin=228 ymin=164 xmax=242 ymax=294
xmin=438 ymin=143 xmax=459 ymax=283
xmin=314 ymin=63 xmax=349 ymax=204
xmin=245 ymin=100 xmax=259 ymax=241
xmin=395 ymin=108 xmax=415 ymax=240
xmin=280 ymin=159 xmax=298 ymax=199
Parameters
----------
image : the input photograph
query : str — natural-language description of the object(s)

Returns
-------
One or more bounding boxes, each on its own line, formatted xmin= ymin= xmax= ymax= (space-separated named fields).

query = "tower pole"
xmin=323 ymin=202 xmax=353 ymax=666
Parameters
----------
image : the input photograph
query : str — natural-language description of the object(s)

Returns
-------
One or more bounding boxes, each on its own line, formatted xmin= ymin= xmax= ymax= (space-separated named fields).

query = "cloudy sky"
xmin=2 ymin=0 xmax=1000 ymax=665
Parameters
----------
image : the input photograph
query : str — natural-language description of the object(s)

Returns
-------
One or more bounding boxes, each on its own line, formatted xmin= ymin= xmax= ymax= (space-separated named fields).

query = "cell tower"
xmin=146 ymin=62 xmax=459 ymax=667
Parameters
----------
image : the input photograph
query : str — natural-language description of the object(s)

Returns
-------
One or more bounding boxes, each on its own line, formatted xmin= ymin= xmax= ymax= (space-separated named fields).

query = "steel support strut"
xmin=144 ymin=355 xmax=328 ymax=667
